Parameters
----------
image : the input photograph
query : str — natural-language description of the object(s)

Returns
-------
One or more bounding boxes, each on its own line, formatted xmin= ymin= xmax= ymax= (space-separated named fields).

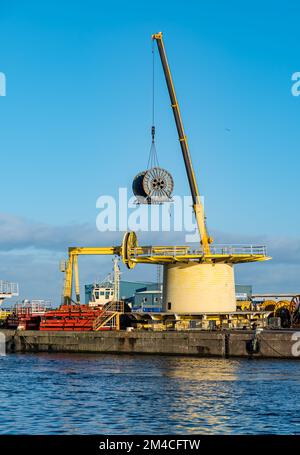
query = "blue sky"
xmin=0 ymin=0 xmax=300 ymax=303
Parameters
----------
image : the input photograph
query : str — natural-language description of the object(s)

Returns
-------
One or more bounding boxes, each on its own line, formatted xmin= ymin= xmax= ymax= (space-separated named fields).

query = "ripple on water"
xmin=0 ymin=354 xmax=299 ymax=434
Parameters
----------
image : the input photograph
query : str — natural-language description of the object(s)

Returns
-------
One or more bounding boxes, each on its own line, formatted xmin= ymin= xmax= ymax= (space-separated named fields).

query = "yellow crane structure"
xmin=61 ymin=32 xmax=270 ymax=312
xmin=151 ymin=32 xmax=212 ymax=254
xmin=62 ymin=232 xmax=268 ymax=306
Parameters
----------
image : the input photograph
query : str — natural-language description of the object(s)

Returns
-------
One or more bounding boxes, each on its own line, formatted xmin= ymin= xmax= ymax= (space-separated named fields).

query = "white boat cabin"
xmin=88 ymin=282 xmax=114 ymax=308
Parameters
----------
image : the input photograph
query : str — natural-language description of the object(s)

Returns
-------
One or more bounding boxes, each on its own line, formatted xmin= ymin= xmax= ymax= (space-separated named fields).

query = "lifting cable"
xmin=147 ymin=40 xmax=159 ymax=169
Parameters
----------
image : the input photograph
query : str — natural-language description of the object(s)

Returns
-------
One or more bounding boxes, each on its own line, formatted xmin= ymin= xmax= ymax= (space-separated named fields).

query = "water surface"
xmin=0 ymin=354 xmax=299 ymax=434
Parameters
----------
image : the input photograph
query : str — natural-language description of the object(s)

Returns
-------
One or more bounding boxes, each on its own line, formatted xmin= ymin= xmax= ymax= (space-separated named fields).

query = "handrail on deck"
xmin=0 ymin=281 xmax=19 ymax=296
xmin=132 ymin=244 xmax=267 ymax=257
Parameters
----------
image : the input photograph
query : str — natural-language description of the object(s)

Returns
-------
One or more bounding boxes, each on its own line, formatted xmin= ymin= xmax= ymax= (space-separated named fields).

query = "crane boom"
xmin=152 ymin=32 xmax=212 ymax=253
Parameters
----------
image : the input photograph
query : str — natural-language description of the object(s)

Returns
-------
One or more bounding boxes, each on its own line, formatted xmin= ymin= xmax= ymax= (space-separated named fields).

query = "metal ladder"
xmin=93 ymin=301 xmax=124 ymax=331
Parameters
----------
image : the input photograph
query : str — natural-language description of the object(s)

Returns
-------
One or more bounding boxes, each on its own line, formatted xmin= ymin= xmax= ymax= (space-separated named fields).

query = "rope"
xmin=256 ymin=334 xmax=286 ymax=358
xmin=147 ymin=41 xmax=159 ymax=170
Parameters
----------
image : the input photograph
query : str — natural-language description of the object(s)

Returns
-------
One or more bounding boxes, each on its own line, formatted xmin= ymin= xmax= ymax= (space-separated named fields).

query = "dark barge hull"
xmin=1 ymin=329 xmax=300 ymax=359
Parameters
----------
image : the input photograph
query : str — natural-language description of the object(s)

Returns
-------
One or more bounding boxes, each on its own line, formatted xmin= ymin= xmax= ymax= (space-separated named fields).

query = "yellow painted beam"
xmin=130 ymin=254 xmax=271 ymax=265
xmin=69 ymin=247 xmax=120 ymax=256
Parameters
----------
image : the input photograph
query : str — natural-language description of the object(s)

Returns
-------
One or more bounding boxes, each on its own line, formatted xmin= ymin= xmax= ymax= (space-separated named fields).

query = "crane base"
xmin=162 ymin=262 xmax=236 ymax=313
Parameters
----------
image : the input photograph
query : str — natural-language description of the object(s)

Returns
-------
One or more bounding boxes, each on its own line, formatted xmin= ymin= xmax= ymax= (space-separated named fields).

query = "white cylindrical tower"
xmin=163 ymin=262 xmax=236 ymax=313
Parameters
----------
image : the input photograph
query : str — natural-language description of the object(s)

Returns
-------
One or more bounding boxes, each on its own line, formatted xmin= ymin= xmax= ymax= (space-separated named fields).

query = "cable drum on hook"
xmin=132 ymin=167 xmax=174 ymax=204
xmin=132 ymin=41 xmax=174 ymax=205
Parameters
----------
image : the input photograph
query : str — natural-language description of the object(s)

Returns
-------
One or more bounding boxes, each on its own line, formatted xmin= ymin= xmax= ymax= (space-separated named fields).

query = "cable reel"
xmin=133 ymin=167 xmax=174 ymax=204
xmin=121 ymin=231 xmax=138 ymax=269
xmin=132 ymin=41 xmax=174 ymax=205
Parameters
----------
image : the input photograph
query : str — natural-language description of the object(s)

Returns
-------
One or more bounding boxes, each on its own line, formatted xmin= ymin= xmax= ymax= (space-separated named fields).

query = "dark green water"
xmin=0 ymin=354 xmax=299 ymax=434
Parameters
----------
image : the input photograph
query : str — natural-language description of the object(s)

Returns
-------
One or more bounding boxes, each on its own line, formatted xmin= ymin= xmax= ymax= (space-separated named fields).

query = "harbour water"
xmin=0 ymin=354 xmax=299 ymax=434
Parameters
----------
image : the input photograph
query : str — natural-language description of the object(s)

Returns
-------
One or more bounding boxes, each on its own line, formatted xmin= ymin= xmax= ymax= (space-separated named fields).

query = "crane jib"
xmin=152 ymin=32 xmax=211 ymax=251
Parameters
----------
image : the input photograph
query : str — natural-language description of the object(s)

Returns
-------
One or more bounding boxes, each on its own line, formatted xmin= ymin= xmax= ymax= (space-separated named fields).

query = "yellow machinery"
xmin=0 ymin=309 xmax=11 ymax=321
xmin=259 ymin=299 xmax=297 ymax=328
xmin=61 ymin=32 xmax=270 ymax=312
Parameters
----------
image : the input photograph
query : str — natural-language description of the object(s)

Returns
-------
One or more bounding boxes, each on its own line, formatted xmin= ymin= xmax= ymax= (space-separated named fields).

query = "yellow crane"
xmin=61 ymin=33 xmax=270 ymax=309
xmin=151 ymin=32 xmax=212 ymax=253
